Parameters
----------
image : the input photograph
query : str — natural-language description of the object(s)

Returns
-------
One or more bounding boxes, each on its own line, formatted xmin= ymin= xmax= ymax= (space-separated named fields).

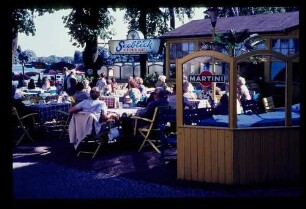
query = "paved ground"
xmin=12 ymin=132 xmax=303 ymax=207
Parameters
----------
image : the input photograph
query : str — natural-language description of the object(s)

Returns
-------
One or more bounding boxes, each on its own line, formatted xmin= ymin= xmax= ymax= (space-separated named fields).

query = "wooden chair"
xmin=56 ymin=110 xmax=71 ymax=139
xmin=12 ymin=107 xmax=38 ymax=145
xmin=76 ymin=117 xmax=116 ymax=158
xmin=131 ymin=107 xmax=161 ymax=153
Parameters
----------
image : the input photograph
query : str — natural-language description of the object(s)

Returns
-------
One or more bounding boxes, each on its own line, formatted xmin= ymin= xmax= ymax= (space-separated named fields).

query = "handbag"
xmin=108 ymin=127 xmax=120 ymax=141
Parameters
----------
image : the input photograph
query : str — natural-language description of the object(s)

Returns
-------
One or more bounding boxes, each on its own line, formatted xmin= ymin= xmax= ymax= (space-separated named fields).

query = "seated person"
xmin=123 ymin=79 xmax=142 ymax=105
xmin=103 ymin=78 xmax=112 ymax=96
xmin=136 ymin=87 xmax=169 ymax=119
xmin=169 ymin=83 xmax=194 ymax=109
xmin=73 ymin=82 xmax=90 ymax=103
xmin=82 ymin=79 xmax=91 ymax=94
xmin=215 ymin=93 xmax=229 ymax=115
xmin=237 ymin=76 xmax=252 ymax=101
xmin=110 ymin=77 xmax=119 ymax=94
xmin=69 ymin=87 xmax=117 ymax=123
xmin=237 ymin=76 xmax=251 ymax=114
xmin=28 ymin=79 xmax=36 ymax=90
xmin=41 ymin=77 xmax=51 ymax=91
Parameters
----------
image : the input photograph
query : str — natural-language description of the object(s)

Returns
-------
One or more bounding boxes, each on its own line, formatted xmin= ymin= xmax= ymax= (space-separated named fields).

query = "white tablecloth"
xmin=107 ymin=107 xmax=144 ymax=117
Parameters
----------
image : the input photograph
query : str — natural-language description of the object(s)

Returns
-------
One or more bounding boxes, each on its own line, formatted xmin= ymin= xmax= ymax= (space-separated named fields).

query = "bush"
xmin=143 ymin=72 xmax=159 ymax=87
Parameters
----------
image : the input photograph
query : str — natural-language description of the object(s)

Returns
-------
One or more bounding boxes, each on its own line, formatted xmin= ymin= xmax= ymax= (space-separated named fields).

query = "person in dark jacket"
xmin=137 ymin=87 xmax=169 ymax=119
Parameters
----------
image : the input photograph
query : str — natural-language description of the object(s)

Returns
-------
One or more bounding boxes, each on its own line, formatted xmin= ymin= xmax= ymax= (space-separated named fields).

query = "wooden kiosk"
xmin=175 ymin=50 xmax=300 ymax=185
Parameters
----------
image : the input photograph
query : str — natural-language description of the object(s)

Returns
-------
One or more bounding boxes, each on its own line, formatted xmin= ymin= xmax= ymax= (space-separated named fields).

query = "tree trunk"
xmin=12 ymin=29 xmax=18 ymax=62
xmin=169 ymin=7 xmax=175 ymax=29
xmin=83 ymin=37 xmax=99 ymax=85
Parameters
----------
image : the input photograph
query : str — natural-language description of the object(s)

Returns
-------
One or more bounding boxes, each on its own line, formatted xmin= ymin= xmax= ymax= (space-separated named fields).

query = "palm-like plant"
xmin=213 ymin=29 xmax=267 ymax=63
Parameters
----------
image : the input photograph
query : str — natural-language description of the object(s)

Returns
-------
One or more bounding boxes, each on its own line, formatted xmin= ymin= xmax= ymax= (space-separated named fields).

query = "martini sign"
xmin=188 ymin=71 xmax=225 ymax=87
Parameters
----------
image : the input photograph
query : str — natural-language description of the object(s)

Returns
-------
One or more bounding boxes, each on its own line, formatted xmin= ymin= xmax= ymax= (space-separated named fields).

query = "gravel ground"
xmin=12 ymin=134 xmax=302 ymax=207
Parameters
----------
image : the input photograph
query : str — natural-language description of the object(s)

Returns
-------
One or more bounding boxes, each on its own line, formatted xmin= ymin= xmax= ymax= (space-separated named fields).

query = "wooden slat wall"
xmin=177 ymin=126 xmax=300 ymax=185
xmin=177 ymin=127 xmax=234 ymax=184
xmin=233 ymin=127 xmax=300 ymax=184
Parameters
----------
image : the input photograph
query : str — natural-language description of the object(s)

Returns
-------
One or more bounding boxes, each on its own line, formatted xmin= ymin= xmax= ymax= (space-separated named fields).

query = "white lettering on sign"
xmin=189 ymin=75 xmax=225 ymax=82
xmin=108 ymin=39 xmax=161 ymax=55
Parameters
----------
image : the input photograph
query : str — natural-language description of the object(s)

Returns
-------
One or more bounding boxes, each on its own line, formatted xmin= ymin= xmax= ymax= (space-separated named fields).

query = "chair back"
xmin=262 ymin=96 xmax=275 ymax=112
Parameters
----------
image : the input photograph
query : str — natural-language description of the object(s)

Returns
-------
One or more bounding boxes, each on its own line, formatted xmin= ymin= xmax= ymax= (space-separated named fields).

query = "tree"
xmin=73 ymin=50 xmax=83 ymax=64
xmin=206 ymin=7 xmax=299 ymax=18
xmin=63 ymin=8 xmax=115 ymax=84
xmin=213 ymin=29 xmax=267 ymax=63
xmin=22 ymin=50 xmax=37 ymax=62
xmin=124 ymin=7 xmax=194 ymax=78
xmin=11 ymin=9 xmax=56 ymax=61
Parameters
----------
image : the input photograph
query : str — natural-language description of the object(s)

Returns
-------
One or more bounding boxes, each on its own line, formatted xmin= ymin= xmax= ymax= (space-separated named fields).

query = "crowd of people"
xmin=13 ymin=63 xmax=255 ymax=141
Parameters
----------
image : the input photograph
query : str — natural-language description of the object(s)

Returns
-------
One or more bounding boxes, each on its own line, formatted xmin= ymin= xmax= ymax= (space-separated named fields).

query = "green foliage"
xmin=206 ymin=7 xmax=299 ymax=18
xmin=124 ymin=7 xmax=194 ymax=38
xmin=143 ymin=72 xmax=159 ymax=87
xmin=11 ymin=9 xmax=56 ymax=63
xmin=62 ymin=8 xmax=115 ymax=73
xmin=62 ymin=8 xmax=115 ymax=48
xmin=213 ymin=29 xmax=251 ymax=56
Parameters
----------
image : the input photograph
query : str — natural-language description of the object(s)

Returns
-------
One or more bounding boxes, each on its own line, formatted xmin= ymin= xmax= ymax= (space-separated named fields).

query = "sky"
xmin=18 ymin=8 xmax=206 ymax=57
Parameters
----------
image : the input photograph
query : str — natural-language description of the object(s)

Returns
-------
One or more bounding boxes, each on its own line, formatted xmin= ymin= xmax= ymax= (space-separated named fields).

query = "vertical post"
xmin=212 ymin=26 xmax=216 ymax=103
xmin=207 ymin=7 xmax=218 ymax=105
xmin=22 ymin=61 xmax=25 ymax=85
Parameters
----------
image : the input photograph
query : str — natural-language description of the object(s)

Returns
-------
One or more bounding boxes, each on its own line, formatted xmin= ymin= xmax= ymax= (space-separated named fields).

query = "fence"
xmin=97 ymin=62 xmax=164 ymax=80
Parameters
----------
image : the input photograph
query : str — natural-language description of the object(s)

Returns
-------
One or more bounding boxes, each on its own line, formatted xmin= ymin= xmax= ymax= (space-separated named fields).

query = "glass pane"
xmin=181 ymin=56 xmax=229 ymax=127
xmin=236 ymin=54 xmax=297 ymax=128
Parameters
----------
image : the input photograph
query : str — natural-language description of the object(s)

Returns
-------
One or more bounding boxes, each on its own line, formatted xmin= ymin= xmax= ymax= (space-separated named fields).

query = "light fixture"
xmin=207 ymin=7 xmax=219 ymax=28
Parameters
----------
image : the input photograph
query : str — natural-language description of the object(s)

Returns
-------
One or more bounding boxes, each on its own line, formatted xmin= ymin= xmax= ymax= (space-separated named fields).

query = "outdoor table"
xmin=107 ymin=107 xmax=144 ymax=117
xmin=27 ymin=102 xmax=71 ymax=124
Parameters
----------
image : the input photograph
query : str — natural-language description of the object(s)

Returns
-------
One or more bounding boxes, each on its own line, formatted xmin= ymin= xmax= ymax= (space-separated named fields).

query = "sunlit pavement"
xmin=12 ymin=135 xmax=302 ymax=206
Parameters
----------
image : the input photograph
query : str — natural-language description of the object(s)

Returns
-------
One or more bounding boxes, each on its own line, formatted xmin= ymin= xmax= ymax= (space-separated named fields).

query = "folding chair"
xmin=131 ymin=107 xmax=161 ymax=153
xmin=69 ymin=112 xmax=115 ymax=158
xmin=12 ymin=107 xmax=38 ymax=145
xmin=56 ymin=110 xmax=71 ymax=139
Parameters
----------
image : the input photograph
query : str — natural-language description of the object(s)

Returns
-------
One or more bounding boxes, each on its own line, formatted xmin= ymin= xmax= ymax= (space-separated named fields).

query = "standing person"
xmin=63 ymin=67 xmax=70 ymax=92
xmin=66 ymin=69 xmax=77 ymax=96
